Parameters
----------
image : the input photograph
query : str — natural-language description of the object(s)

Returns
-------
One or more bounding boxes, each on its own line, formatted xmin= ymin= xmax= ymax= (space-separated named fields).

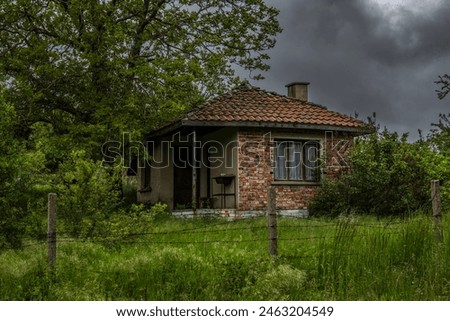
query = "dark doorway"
xmin=173 ymin=146 xmax=193 ymax=208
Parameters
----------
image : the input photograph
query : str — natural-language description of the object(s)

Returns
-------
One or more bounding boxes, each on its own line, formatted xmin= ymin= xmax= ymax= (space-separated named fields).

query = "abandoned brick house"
xmin=135 ymin=82 xmax=369 ymax=217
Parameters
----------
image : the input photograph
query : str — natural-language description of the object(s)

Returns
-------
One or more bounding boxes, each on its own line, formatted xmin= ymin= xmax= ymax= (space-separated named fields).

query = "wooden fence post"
xmin=268 ymin=186 xmax=278 ymax=257
xmin=47 ymin=193 xmax=57 ymax=269
xmin=431 ymin=180 xmax=443 ymax=243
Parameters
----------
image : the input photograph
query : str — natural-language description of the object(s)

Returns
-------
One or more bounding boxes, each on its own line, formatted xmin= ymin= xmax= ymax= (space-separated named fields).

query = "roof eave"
xmin=183 ymin=120 xmax=372 ymax=134
xmin=146 ymin=120 xmax=184 ymax=139
xmin=147 ymin=119 xmax=373 ymax=138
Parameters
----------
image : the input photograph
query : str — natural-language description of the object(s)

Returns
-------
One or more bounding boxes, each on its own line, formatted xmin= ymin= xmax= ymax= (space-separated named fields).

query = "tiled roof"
xmin=150 ymin=82 xmax=370 ymax=137
xmin=185 ymin=83 xmax=366 ymax=128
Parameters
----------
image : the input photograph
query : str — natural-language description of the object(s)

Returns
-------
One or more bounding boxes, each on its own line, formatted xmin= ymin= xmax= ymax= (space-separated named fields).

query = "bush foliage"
xmin=310 ymin=128 xmax=450 ymax=217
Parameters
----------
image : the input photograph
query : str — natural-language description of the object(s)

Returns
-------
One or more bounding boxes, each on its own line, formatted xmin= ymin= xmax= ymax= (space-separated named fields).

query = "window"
xmin=274 ymin=140 xmax=320 ymax=182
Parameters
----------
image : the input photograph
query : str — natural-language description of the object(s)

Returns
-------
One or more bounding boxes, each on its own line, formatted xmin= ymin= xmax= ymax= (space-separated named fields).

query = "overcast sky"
xmin=246 ymin=0 xmax=450 ymax=140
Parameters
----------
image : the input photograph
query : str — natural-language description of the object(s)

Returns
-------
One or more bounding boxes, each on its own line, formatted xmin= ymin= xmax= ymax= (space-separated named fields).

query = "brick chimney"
xmin=286 ymin=82 xmax=310 ymax=101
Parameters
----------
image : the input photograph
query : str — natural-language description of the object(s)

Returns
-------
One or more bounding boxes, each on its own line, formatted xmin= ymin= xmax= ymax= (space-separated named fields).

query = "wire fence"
xmin=17 ymin=216 xmax=408 ymax=250
xmin=8 ymin=180 xmax=444 ymax=269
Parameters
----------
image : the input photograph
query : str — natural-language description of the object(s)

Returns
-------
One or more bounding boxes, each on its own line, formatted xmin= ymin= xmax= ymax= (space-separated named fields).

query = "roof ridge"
xmin=232 ymin=82 xmax=330 ymax=109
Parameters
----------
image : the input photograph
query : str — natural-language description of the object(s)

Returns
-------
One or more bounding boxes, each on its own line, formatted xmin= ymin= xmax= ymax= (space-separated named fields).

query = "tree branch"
xmin=129 ymin=0 xmax=167 ymax=64
xmin=435 ymin=74 xmax=450 ymax=100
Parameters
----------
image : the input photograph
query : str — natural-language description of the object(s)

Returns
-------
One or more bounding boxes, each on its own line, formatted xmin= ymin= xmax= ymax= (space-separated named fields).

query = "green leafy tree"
xmin=0 ymin=1 xmax=281 ymax=239
xmin=427 ymin=114 xmax=450 ymax=209
xmin=310 ymin=130 xmax=435 ymax=217
xmin=0 ymin=99 xmax=25 ymax=248
xmin=0 ymin=95 xmax=51 ymax=248
xmin=432 ymin=78 xmax=450 ymax=207
xmin=430 ymin=114 xmax=450 ymax=156
xmin=0 ymin=0 xmax=281 ymax=150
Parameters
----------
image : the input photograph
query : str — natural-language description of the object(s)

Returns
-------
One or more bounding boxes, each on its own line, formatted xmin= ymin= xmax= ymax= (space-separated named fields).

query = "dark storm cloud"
xmin=252 ymin=0 xmax=450 ymax=139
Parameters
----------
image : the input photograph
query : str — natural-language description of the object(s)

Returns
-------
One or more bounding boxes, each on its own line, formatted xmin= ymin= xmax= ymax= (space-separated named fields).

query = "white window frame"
xmin=274 ymin=140 xmax=321 ymax=182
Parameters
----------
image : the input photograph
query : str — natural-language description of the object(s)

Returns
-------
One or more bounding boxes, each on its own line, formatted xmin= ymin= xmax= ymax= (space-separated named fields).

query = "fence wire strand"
xmin=6 ymin=213 xmax=433 ymax=254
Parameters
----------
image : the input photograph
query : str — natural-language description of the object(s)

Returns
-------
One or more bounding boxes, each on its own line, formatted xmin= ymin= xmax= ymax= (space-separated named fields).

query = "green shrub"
xmin=149 ymin=202 xmax=172 ymax=220
xmin=56 ymin=150 xmax=122 ymax=237
xmin=242 ymin=264 xmax=306 ymax=300
xmin=0 ymin=100 xmax=50 ymax=249
xmin=310 ymin=130 xmax=434 ymax=217
xmin=88 ymin=203 xmax=170 ymax=248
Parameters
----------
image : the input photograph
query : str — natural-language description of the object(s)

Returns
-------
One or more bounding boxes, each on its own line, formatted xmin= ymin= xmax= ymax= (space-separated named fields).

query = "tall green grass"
xmin=1 ymin=213 xmax=450 ymax=300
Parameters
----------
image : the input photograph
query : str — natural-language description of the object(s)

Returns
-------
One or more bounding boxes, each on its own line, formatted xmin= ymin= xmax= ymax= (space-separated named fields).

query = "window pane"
xmin=288 ymin=142 xmax=302 ymax=180
xmin=274 ymin=142 xmax=286 ymax=180
xmin=274 ymin=140 xmax=320 ymax=182
xmin=304 ymin=142 xmax=319 ymax=181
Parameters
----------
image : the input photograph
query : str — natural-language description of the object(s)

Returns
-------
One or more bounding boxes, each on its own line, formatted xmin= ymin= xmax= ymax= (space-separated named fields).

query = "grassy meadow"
xmin=1 ymin=213 xmax=450 ymax=300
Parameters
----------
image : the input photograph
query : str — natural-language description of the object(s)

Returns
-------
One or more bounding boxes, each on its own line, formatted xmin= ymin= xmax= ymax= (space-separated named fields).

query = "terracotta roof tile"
xmin=148 ymin=83 xmax=371 ymax=138
xmin=183 ymin=83 xmax=367 ymax=129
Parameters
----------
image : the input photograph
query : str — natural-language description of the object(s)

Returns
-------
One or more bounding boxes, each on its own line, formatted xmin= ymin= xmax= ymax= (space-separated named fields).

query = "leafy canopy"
xmin=0 ymin=1 xmax=280 ymax=247
xmin=0 ymin=0 xmax=281 ymax=144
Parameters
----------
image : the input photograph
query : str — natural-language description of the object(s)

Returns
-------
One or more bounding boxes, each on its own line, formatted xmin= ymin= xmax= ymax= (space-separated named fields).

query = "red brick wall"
xmin=237 ymin=129 xmax=272 ymax=210
xmin=322 ymin=130 xmax=354 ymax=179
xmin=237 ymin=129 xmax=353 ymax=211
xmin=272 ymin=185 xmax=318 ymax=210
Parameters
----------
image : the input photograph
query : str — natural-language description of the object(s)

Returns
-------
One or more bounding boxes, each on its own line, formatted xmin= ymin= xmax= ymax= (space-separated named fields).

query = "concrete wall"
xmin=137 ymin=139 xmax=173 ymax=206
xmin=200 ymin=127 xmax=238 ymax=209
xmin=138 ymin=128 xmax=239 ymax=210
